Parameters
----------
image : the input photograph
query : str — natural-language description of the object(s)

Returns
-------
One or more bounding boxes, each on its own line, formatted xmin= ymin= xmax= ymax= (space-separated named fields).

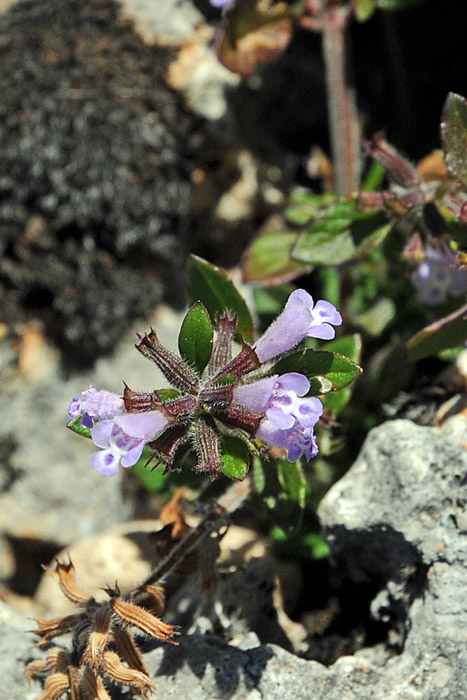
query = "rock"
xmin=0 ymin=0 xmax=194 ymax=364
xmin=0 ymin=306 xmax=183 ymax=594
xmin=6 ymin=415 xmax=467 ymax=699
xmin=318 ymin=415 xmax=467 ymax=699
xmin=118 ymin=0 xmax=205 ymax=46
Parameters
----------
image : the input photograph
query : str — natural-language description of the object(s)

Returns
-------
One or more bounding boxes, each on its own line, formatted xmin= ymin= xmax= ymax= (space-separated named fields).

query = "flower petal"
xmin=91 ymin=420 xmax=115 ymax=449
xmin=274 ymin=372 xmax=310 ymax=396
xmin=233 ymin=375 xmax=278 ymax=412
xmin=92 ymin=448 xmax=121 ymax=477
xmin=120 ymin=441 xmax=145 ymax=468
xmin=114 ymin=411 xmax=169 ymax=440
xmin=82 ymin=387 xmax=125 ymax=420
xmin=253 ymin=292 xmax=312 ymax=362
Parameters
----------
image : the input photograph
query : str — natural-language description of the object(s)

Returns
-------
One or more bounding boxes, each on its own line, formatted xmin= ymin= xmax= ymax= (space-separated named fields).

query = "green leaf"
xmin=253 ymin=457 xmax=306 ymax=534
xmin=361 ymin=161 xmax=386 ymax=190
xmin=178 ymin=301 xmax=213 ymax=376
xmin=241 ymin=230 xmax=311 ymax=286
xmin=352 ymin=297 xmax=396 ymax=336
xmin=158 ymin=389 xmax=181 ymax=401
xmin=441 ymin=92 xmax=467 ymax=185
xmin=353 ymin=0 xmax=376 ymax=21
xmin=325 ymin=334 xmax=362 ymax=363
xmin=270 ymin=349 xmax=362 ymax=394
xmin=302 ymin=532 xmax=330 ymax=560
xmin=253 ymin=285 xmax=294 ymax=316
xmin=220 ymin=435 xmax=250 ymax=480
xmin=67 ymin=416 xmax=92 ymax=439
xmin=292 ymin=199 xmax=391 ymax=266
xmin=277 ymin=460 xmax=306 ymax=508
xmin=285 ymin=190 xmax=334 ymax=226
xmin=322 ymin=336 xmax=362 ymax=416
xmin=375 ymin=0 xmax=426 ymax=9
xmin=187 ymin=255 xmax=254 ymax=342
xmin=407 ymin=304 xmax=467 ymax=361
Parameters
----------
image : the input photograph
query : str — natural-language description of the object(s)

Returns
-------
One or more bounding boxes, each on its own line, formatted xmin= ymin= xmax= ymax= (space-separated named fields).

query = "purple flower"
xmin=256 ymin=419 xmax=319 ymax=462
xmin=234 ymin=372 xmax=323 ymax=462
xmin=69 ymin=387 xmax=168 ymax=476
xmin=263 ymin=373 xmax=323 ymax=430
xmin=209 ymin=0 xmax=235 ymax=7
xmin=68 ymin=386 xmax=125 ymax=429
xmin=69 ymin=290 xmax=341 ymax=478
xmin=253 ymin=289 xmax=342 ymax=362
xmin=91 ymin=411 xmax=169 ymax=477
xmin=412 ymin=247 xmax=467 ymax=305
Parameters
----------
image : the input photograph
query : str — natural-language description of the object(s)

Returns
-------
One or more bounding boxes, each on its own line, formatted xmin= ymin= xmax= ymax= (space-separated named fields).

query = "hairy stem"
xmin=321 ymin=3 xmax=359 ymax=196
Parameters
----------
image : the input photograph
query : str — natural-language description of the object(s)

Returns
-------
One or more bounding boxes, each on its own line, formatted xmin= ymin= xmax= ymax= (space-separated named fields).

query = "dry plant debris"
xmin=27 ymin=490 xmax=235 ymax=699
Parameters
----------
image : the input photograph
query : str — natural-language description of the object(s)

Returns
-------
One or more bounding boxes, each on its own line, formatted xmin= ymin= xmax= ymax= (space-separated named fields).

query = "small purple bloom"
xmin=253 ymin=289 xmax=342 ymax=363
xmin=68 ymin=396 xmax=82 ymax=420
xmin=68 ymin=386 xmax=125 ymax=428
xmin=235 ymin=371 xmax=323 ymax=462
xmin=264 ymin=373 xmax=323 ymax=430
xmin=233 ymin=375 xmax=278 ymax=412
xmin=256 ymin=419 xmax=319 ymax=463
xmin=209 ymin=0 xmax=235 ymax=7
xmin=412 ymin=246 xmax=467 ymax=305
xmin=91 ymin=410 xmax=169 ymax=477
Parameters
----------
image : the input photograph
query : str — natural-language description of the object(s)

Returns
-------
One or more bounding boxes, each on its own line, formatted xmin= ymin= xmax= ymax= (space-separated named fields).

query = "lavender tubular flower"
xmin=256 ymin=419 xmax=319 ymax=463
xmin=209 ymin=0 xmax=235 ymax=6
xmin=91 ymin=411 xmax=169 ymax=477
xmin=234 ymin=372 xmax=323 ymax=462
xmin=69 ymin=288 xmax=341 ymax=477
xmin=68 ymin=386 xmax=125 ymax=428
xmin=253 ymin=289 xmax=342 ymax=363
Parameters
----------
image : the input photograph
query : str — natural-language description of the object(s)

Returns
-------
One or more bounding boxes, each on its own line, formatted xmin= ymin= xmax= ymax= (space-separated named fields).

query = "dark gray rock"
xmin=0 ymin=0 xmax=194 ymax=364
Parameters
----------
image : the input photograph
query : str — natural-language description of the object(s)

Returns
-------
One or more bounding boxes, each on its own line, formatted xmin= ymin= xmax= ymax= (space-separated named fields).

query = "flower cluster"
xmin=69 ymin=290 xmax=342 ymax=478
xmin=412 ymin=245 xmax=467 ymax=305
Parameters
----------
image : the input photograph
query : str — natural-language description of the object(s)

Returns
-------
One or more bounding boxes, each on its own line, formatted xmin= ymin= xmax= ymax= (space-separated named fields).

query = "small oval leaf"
xmin=241 ymin=230 xmax=312 ymax=286
xmin=292 ymin=199 xmax=391 ymax=266
xmin=253 ymin=457 xmax=305 ymax=534
xmin=178 ymin=302 xmax=213 ymax=376
xmin=67 ymin=416 xmax=92 ymax=439
xmin=270 ymin=349 xmax=362 ymax=393
xmin=407 ymin=304 xmax=467 ymax=361
xmin=132 ymin=451 xmax=170 ymax=492
xmin=187 ymin=255 xmax=254 ymax=342
xmin=220 ymin=435 xmax=250 ymax=480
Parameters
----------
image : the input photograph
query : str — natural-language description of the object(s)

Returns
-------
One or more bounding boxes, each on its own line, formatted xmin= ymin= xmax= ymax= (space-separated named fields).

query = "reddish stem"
xmin=304 ymin=1 xmax=359 ymax=196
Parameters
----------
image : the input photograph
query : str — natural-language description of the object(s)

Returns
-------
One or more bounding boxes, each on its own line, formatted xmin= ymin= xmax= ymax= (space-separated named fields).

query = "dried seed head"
xmin=36 ymin=672 xmax=69 ymax=700
xmin=132 ymin=584 xmax=166 ymax=616
xmin=43 ymin=560 xmax=92 ymax=605
xmin=32 ymin=613 xmax=83 ymax=645
xmin=111 ymin=597 xmax=180 ymax=644
xmin=208 ymin=310 xmax=238 ymax=374
xmin=103 ymin=651 xmax=154 ymax=696
xmin=80 ymin=667 xmax=113 ymax=700
xmin=112 ymin=626 xmax=148 ymax=676
xmin=82 ymin=607 xmax=112 ymax=667
xmin=193 ymin=416 xmax=223 ymax=479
